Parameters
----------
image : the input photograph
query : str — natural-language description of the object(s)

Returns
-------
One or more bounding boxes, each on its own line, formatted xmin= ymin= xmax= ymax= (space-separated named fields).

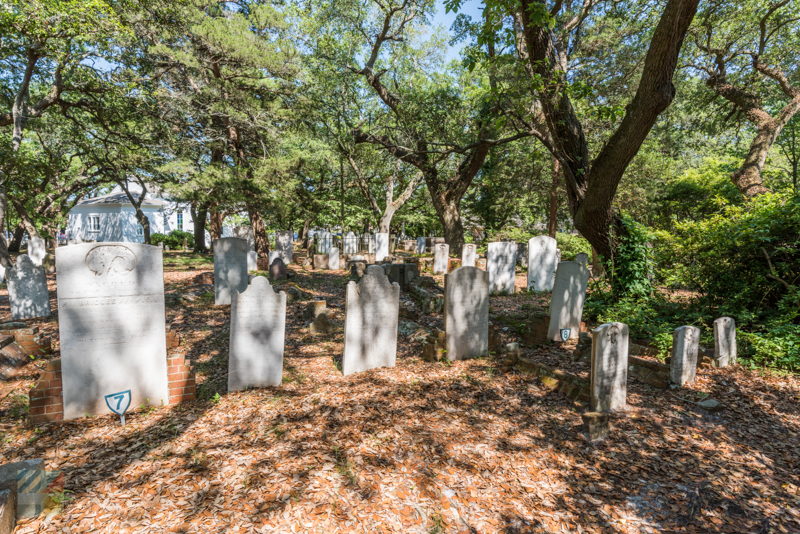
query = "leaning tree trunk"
xmin=247 ymin=205 xmax=271 ymax=269
xmin=191 ymin=203 xmax=209 ymax=252
xmin=434 ymin=193 xmax=465 ymax=255
xmin=732 ymin=123 xmax=779 ymax=197
xmin=377 ymin=206 xmax=397 ymax=234
xmin=134 ymin=208 xmax=151 ymax=244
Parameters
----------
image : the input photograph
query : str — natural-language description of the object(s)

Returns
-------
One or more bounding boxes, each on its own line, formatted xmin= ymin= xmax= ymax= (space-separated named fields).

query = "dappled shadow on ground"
xmin=1 ymin=266 xmax=797 ymax=533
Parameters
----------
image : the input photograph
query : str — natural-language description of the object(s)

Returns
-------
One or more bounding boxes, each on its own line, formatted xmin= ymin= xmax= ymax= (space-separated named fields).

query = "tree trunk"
xmin=209 ymin=208 xmax=223 ymax=240
xmin=191 ymin=203 xmax=209 ymax=252
xmin=732 ymin=121 xmax=783 ymax=197
xmin=435 ymin=193 xmax=465 ymax=255
xmin=248 ymin=205 xmax=271 ymax=269
xmin=8 ymin=225 xmax=24 ymax=253
xmin=134 ymin=208 xmax=151 ymax=244
xmin=378 ymin=206 xmax=397 ymax=234
xmin=548 ymin=156 xmax=560 ymax=237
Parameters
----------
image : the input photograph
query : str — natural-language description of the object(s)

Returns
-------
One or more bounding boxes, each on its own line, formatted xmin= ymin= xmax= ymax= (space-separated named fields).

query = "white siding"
xmin=67 ymin=205 xmax=162 ymax=243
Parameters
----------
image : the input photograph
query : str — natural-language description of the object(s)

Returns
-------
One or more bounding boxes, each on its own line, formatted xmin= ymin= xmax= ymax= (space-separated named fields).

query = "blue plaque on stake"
xmin=560 ymin=328 xmax=571 ymax=342
xmin=104 ymin=390 xmax=131 ymax=425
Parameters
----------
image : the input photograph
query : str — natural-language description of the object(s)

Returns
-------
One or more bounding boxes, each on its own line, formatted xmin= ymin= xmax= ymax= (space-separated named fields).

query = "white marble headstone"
xmin=461 ymin=244 xmax=477 ymax=267
xmin=433 ymin=243 xmax=449 ymax=274
xmin=527 ymin=236 xmax=559 ymax=291
xmin=375 ymin=232 xmax=390 ymax=262
xmin=316 ymin=231 xmax=333 ymax=255
xmin=229 ymin=276 xmax=286 ymax=391
xmin=342 ymin=265 xmax=400 ymax=375
xmin=671 ymin=325 xmax=700 ymax=386
xmin=247 ymin=250 xmax=258 ymax=272
xmin=7 ymin=254 xmax=50 ymax=320
xmin=415 ymin=237 xmax=426 ymax=254
xmin=213 ymin=237 xmax=249 ymax=305
xmin=713 ymin=317 xmax=736 ymax=367
xmin=445 ymin=266 xmax=488 ymax=360
xmin=590 ymin=322 xmax=629 ymax=413
xmin=487 ymin=242 xmax=517 ymax=295
xmin=56 ymin=243 xmax=168 ymax=420
xmin=547 ymin=261 xmax=589 ymax=341
xmin=328 ymin=247 xmax=341 ymax=270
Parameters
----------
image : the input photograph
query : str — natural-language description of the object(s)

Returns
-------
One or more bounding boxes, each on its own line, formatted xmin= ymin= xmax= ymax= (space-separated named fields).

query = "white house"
xmin=66 ymin=188 xmax=195 ymax=243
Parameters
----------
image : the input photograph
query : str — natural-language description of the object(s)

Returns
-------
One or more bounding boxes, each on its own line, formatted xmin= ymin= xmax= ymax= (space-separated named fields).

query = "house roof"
xmin=74 ymin=191 xmax=167 ymax=208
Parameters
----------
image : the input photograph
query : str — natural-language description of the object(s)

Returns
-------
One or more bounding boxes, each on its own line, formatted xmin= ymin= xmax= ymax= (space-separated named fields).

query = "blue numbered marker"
xmin=104 ymin=390 xmax=132 ymax=425
xmin=560 ymin=329 xmax=571 ymax=342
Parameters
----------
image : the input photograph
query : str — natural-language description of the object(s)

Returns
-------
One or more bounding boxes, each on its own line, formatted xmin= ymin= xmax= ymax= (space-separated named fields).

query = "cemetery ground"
xmin=0 ymin=253 xmax=799 ymax=533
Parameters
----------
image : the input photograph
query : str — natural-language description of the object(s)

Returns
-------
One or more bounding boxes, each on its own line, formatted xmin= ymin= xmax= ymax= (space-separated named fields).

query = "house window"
xmin=177 ymin=210 xmax=183 ymax=231
xmin=88 ymin=215 xmax=100 ymax=233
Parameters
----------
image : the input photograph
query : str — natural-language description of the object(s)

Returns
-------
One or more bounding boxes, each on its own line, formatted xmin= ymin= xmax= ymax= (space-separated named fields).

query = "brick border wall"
xmin=28 ymin=354 xmax=196 ymax=425
xmin=29 ymin=359 xmax=63 ymax=424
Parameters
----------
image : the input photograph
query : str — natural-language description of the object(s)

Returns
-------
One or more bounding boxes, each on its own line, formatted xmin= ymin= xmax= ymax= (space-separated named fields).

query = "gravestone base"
xmin=581 ymin=412 xmax=611 ymax=441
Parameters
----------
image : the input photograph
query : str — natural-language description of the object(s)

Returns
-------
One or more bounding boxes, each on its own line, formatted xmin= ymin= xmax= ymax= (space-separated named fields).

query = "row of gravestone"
xmin=7 ymin=239 xmax=737 ymax=421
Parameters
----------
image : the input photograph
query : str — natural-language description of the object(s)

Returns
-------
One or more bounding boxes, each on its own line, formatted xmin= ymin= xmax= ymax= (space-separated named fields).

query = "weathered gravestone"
xmin=328 ymin=247 xmax=341 ymax=270
xmin=28 ymin=237 xmax=46 ymax=267
xmin=269 ymin=257 xmax=287 ymax=280
xmin=7 ymin=255 xmax=50 ymax=320
xmin=213 ymin=237 xmax=249 ymax=305
xmin=527 ymin=236 xmax=559 ymax=291
xmin=713 ymin=317 xmax=737 ymax=367
xmin=56 ymin=243 xmax=168 ymax=420
xmin=0 ymin=264 xmax=5 ymax=284
xmin=547 ymin=261 xmax=589 ymax=341
xmin=375 ymin=233 xmax=390 ymax=262
xmin=228 ymin=276 xmax=286 ymax=391
xmin=362 ymin=234 xmax=375 ymax=253
xmin=275 ymin=231 xmax=293 ymax=263
xmin=247 ymin=250 xmax=258 ymax=272
xmin=445 ymin=266 xmax=488 ymax=360
xmin=433 ymin=243 xmax=450 ymax=274
xmin=671 ymin=325 xmax=700 ymax=386
xmin=343 ymin=231 xmax=358 ymax=254
xmin=461 ymin=244 xmax=477 ymax=267
xmin=487 ymin=242 xmax=518 ymax=295
xmin=590 ymin=322 xmax=629 ymax=413
xmin=342 ymin=265 xmax=400 ymax=375
xmin=415 ymin=237 xmax=426 ymax=254
xmin=575 ymin=252 xmax=589 ymax=267
xmin=316 ymin=231 xmax=333 ymax=255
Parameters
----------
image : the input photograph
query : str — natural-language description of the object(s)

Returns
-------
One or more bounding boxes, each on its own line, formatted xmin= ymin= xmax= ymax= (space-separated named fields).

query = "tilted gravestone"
xmin=547 ymin=261 xmax=589 ymax=341
xmin=213 ymin=237 xmax=249 ymax=305
xmin=433 ymin=243 xmax=449 ymax=274
xmin=415 ymin=237 xmax=426 ymax=254
xmin=342 ymin=265 xmax=400 ymax=375
xmin=461 ymin=244 xmax=477 ymax=267
xmin=713 ymin=317 xmax=737 ymax=367
xmin=590 ymin=322 xmax=629 ymax=413
xmin=316 ymin=231 xmax=333 ymax=255
xmin=328 ymin=247 xmax=341 ymax=270
xmin=56 ymin=243 xmax=168 ymax=420
xmin=228 ymin=276 xmax=286 ymax=391
xmin=445 ymin=266 xmax=488 ymax=360
xmin=671 ymin=325 xmax=700 ymax=386
xmin=375 ymin=232 xmax=390 ymax=262
xmin=527 ymin=236 xmax=559 ymax=291
xmin=7 ymin=255 xmax=50 ymax=320
xmin=28 ymin=237 xmax=47 ymax=267
xmin=343 ymin=231 xmax=358 ymax=254
xmin=275 ymin=231 xmax=293 ymax=263
xmin=487 ymin=242 xmax=517 ymax=295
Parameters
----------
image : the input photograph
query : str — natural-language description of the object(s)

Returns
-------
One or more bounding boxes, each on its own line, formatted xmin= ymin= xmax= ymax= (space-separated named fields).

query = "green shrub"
xmin=555 ymin=232 xmax=592 ymax=260
xmin=152 ymin=230 xmax=195 ymax=249
xmin=608 ymin=214 xmax=653 ymax=298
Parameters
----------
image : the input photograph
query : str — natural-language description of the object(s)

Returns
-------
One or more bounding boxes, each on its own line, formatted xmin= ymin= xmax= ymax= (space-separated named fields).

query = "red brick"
xmin=45 ymin=404 xmax=63 ymax=414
